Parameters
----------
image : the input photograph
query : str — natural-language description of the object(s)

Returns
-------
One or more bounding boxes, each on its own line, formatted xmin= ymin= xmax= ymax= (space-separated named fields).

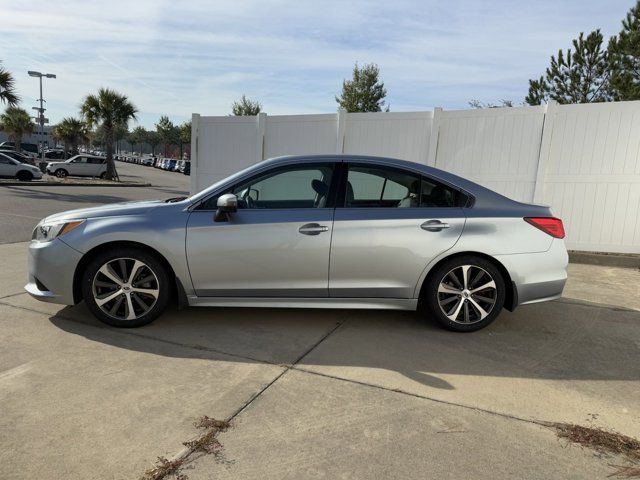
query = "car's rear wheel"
xmin=55 ymin=168 xmax=68 ymax=178
xmin=16 ymin=170 xmax=33 ymax=181
xmin=81 ymin=247 xmax=170 ymax=327
xmin=421 ymin=255 xmax=505 ymax=332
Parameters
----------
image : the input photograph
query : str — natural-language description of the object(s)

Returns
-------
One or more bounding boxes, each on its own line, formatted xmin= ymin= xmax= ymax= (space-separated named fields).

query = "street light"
xmin=28 ymin=70 xmax=56 ymax=165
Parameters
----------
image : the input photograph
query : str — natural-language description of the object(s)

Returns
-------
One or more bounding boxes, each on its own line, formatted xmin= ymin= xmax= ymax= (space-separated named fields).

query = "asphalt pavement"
xmin=0 ymin=162 xmax=189 ymax=244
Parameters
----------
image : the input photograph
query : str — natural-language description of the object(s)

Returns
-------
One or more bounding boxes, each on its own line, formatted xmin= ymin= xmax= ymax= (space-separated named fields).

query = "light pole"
xmin=27 ymin=71 xmax=56 ymax=166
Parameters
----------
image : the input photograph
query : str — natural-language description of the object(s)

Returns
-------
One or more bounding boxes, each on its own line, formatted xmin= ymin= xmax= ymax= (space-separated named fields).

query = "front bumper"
xmin=25 ymin=238 xmax=83 ymax=305
xmin=495 ymin=239 xmax=568 ymax=306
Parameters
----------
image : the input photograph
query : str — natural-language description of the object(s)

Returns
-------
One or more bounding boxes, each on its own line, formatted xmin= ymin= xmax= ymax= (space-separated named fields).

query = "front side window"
xmin=72 ymin=157 xmax=87 ymax=163
xmin=345 ymin=164 xmax=463 ymax=208
xmin=199 ymin=164 xmax=334 ymax=210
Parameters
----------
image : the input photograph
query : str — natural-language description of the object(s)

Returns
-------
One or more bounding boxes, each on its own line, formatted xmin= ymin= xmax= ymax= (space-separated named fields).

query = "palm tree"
xmin=81 ymin=88 xmax=137 ymax=180
xmin=0 ymin=61 xmax=19 ymax=107
xmin=0 ymin=107 xmax=34 ymax=151
xmin=52 ymin=117 xmax=89 ymax=156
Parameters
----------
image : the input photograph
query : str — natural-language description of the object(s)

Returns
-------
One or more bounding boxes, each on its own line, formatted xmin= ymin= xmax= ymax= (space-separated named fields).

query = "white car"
xmin=46 ymin=155 xmax=107 ymax=178
xmin=0 ymin=152 xmax=43 ymax=181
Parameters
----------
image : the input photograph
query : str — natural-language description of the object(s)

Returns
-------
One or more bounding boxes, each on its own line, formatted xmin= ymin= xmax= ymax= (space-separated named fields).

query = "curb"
xmin=569 ymin=250 xmax=639 ymax=269
xmin=0 ymin=182 xmax=152 ymax=188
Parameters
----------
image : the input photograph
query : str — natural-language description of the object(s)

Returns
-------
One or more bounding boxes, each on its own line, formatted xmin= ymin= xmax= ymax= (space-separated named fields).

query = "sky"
xmin=0 ymin=0 xmax=634 ymax=129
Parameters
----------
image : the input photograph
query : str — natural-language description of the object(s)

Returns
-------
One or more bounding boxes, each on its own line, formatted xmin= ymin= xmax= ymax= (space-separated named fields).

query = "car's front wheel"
xmin=54 ymin=169 xmax=68 ymax=178
xmin=421 ymin=255 xmax=505 ymax=332
xmin=16 ymin=170 xmax=33 ymax=181
xmin=81 ymin=247 xmax=170 ymax=327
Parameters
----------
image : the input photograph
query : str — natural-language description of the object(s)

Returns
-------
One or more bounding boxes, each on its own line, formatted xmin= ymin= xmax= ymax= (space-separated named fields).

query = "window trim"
xmin=194 ymin=161 xmax=341 ymax=211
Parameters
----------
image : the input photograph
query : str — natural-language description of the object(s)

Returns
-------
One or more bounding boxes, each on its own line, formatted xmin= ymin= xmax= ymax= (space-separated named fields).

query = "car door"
xmin=67 ymin=157 xmax=86 ymax=176
xmin=329 ymin=162 xmax=467 ymax=299
xmin=0 ymin=155 xmax=17 ymax=177
xmin=87 ymin=157 xmax=106 ymax=176
xmin=186 ymin=161 xmax=338 ymax=297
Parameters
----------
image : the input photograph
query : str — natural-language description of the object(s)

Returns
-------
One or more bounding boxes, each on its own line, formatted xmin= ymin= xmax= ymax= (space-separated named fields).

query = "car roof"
xmin=70 ymin=154 xmax=106 ymax=159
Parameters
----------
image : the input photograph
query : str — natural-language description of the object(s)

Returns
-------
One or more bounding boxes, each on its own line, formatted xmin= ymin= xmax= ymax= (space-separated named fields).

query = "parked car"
xmin=173 ymin=160 xmax=184 ymax=172
xmin=46 ymin=154 xmax=107 ymax=178
xmin=0 ymin=152 xmax=43 ymax=181
xmin=183 ymin=162 xmax=190 ymax=175
xmin=0 ymin=150 xmax=36 ymax=165
xmin=0 ymin=142 xmax=40 ymax=157
xmin=25 ymin=155 xmax=567 ymax=331
xmin=141 ymin=157 xmax=155 ymax=166
xmin=43 ymin=149 xmax=68 ymax=160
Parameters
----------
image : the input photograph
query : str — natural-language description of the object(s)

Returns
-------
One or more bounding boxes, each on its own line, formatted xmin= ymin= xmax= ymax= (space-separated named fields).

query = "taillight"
xmin=524 ymin=217 xmax=565 ymax=239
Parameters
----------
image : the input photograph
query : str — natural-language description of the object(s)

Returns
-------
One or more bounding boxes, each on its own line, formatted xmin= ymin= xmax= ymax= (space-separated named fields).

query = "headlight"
xmin=32 ymin=219 xmax=85 ymax=242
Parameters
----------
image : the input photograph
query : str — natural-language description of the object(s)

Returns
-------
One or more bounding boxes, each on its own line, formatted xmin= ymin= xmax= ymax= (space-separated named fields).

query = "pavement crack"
xmin=138 ymin=318 xmax=348 ymax=480
xmin=290 ymin=365 xmax=552 ymax=430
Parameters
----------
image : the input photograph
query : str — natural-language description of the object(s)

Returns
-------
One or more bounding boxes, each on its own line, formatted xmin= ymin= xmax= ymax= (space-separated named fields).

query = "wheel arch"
xmin=16 ymin=169 xmax=34 ymax=179
xmin=72 ymin=240 xmax=186 ymax=305
xmin=417 ymin=251 xmax=517 ymax=312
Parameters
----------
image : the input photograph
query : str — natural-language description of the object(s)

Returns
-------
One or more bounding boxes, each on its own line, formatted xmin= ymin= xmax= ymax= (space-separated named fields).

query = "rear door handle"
xmin=421 ymin=220 xmax=450 ymax=232
xmin=299 ymin=223 xmax=329 ymax=235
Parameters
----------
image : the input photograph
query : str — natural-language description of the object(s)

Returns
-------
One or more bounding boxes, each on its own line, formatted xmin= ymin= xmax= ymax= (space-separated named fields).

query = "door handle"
xmin=299 ymin=223 xmax=329 ymax=236
xmin=421 ymin=220 xmax=450 ymax=232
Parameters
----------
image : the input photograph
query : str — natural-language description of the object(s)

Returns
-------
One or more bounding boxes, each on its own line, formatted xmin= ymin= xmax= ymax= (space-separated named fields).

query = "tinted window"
xmin=73 ymin=157 xmax=88 ymax=163
xmin=345 ymin=165 xmax=421 ymax=208
xmin=0 ymin=156 xmax=13 ymax=165
xmin=345 ymin=164 xmax=464 ymax=208
xmin=200 ymin=164 xmax=334 ymax=210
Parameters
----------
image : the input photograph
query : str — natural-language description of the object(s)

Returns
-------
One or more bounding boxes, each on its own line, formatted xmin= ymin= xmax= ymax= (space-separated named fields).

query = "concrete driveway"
xmin=0 ymin=241 xmax=638 ymax=479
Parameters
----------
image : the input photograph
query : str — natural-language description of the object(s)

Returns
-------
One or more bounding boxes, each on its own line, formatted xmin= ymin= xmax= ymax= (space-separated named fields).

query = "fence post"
xmin=256 ymin=112 xmax=266 ymax=161
xmin=427 ymin=107 xmax=442 ymax=166
xmin=336 ymin=109 xmax=346 ymax=154
xmin=190 ymin=113 xmax=200 ymax=195
xmin=533 ymin=100 xmax=557 ymax=203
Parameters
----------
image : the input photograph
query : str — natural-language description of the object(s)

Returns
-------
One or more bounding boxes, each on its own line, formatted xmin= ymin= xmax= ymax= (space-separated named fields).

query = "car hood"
xmin=46 ymin=161 xmax=68 ymax=167
xmin=44 ymin=200 xmax=165 ymax=223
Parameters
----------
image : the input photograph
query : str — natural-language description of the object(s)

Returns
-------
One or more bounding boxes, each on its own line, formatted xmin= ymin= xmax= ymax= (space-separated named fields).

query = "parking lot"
xmin=1 ymin=163 xmax=639 ymax=479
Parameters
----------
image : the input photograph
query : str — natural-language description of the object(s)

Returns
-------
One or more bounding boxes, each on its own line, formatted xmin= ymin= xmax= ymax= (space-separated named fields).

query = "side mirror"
xmin=214 ymin=193 xmax=238 ymax=222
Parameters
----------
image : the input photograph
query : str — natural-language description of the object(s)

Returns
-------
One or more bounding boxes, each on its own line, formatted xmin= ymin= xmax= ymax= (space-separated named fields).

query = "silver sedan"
xmin=25 ymin=155 xmax=568 ymax=332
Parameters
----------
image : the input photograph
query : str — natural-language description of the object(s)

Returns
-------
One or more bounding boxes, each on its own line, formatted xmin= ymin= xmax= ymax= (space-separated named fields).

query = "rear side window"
xmin=345 ymin=164 xmax=466 ymax=208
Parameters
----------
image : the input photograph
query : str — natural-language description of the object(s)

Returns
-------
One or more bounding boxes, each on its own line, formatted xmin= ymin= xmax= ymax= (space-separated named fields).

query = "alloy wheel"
xmin=91 ymin=257 xmax=160 ymax=321
xmin=437 ymin=265 xmax=497 ymax=324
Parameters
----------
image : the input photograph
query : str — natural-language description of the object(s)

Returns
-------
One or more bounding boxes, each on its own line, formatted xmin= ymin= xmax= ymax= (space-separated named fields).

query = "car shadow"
xmin=48 ymin=297 xmax=640 ymax=391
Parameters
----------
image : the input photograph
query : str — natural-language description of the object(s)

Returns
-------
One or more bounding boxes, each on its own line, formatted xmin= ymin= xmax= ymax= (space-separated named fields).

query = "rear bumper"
xmin=495 ymin=239 xmax=568 ymax=307
xmin=24 ymin=239 xmax=82 ymax=305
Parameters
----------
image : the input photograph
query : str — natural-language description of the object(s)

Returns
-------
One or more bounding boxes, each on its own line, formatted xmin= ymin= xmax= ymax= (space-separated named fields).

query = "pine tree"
xmin=609 ymin=1 xmax=640 ymax=100
xmin=525 ymin=31 xmax=611 ymax=105
xmin=336 ymin=63 xmax=389 ymax=112
xmin=231 ymin=95 xmax=262 ymax=116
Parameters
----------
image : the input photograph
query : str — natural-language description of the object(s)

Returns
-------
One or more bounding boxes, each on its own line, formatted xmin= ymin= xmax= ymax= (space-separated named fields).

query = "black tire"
xmin=81 ymin=247 xmax=170 ymax=328
xmin=55 ymin=168 xmax=68 ymax=178
xmin=99 ymin=172 xmax=107 ymax=179
xmin=16 ymin=170 xmax=33 ymax=181
xmin=421 ymin=255 xmax=505 ymax=332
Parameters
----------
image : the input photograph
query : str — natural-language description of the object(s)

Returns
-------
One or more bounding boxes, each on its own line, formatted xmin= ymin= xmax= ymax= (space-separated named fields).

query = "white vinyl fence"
xmin=190 ymin=101 xmax=640 ymax=254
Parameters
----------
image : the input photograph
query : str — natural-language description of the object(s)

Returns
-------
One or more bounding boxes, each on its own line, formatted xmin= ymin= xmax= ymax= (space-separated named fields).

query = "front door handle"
xmin=421 ymin=220 xmax=450 ymax=232
xmin=299 ymin=223 xmax=329 ymax=236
